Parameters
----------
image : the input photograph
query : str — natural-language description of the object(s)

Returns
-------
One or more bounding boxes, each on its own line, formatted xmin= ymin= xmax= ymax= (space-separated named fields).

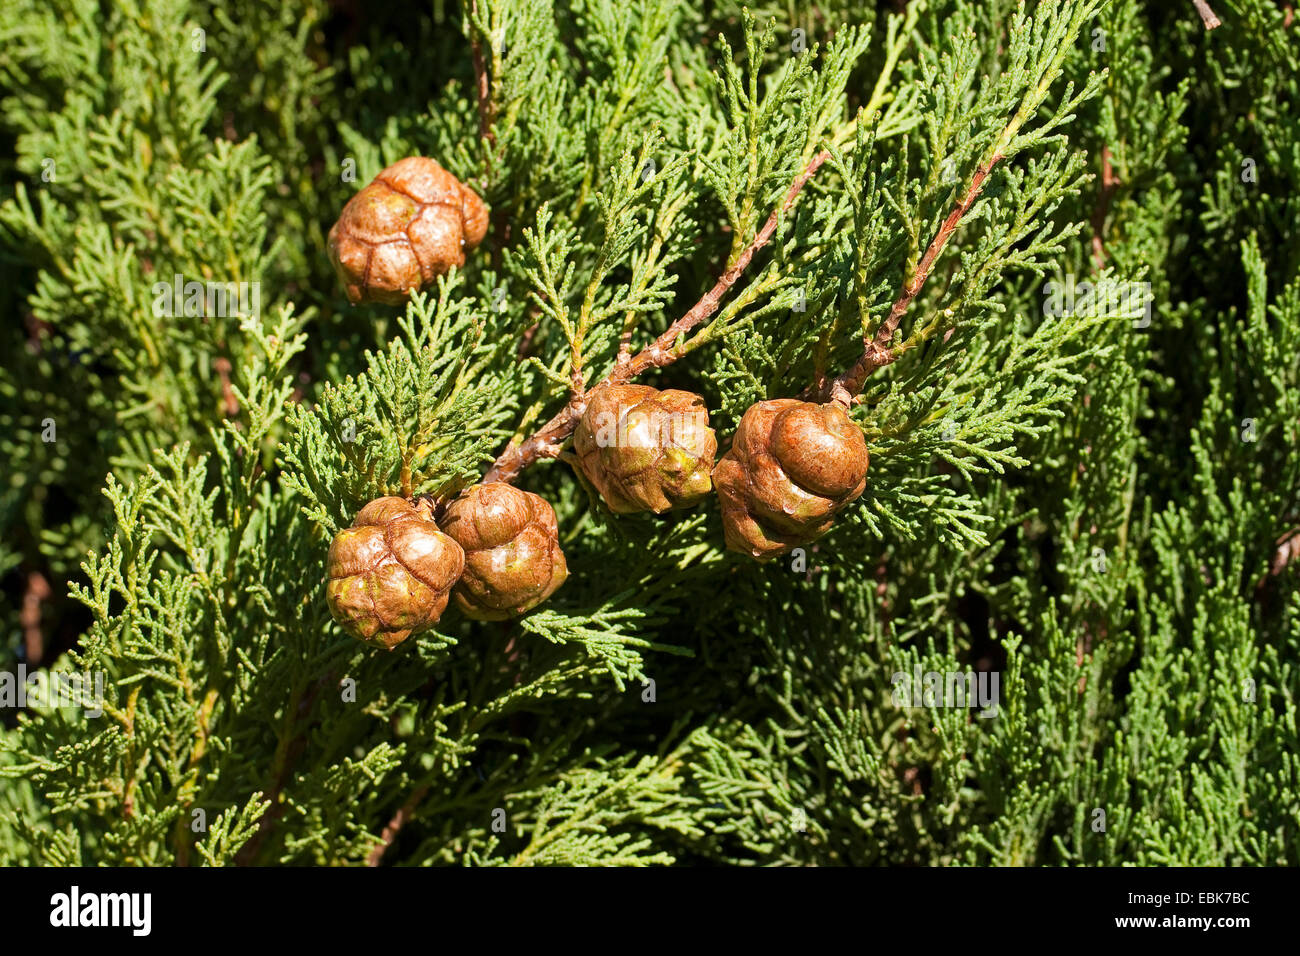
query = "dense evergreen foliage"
xmin=1 ymin=0 xmax=1296 ymax=866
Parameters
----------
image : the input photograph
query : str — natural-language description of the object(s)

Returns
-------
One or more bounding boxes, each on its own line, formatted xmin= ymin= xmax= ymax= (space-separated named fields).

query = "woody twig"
xmin=1192 ymin=0 xmax=1222 ymax=30
xmin=483 ymin=150 xmax=832 ymax=484
xmin=822 ymin=154 xmax=1005 ymax=407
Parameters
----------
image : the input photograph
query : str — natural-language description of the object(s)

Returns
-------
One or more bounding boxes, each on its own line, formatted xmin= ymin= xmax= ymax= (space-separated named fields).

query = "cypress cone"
xmin=714 ymin=399 xmax=869 ymax=561
xmin=439 ymin=482 xmax=568 ymax=620
xmin=326 ymin=496 xmax=465 ymax=649
xmin=572 ymin=383 xmax=718 ymax=514
xmin=328 ymin=157 xmax=489 ymax=305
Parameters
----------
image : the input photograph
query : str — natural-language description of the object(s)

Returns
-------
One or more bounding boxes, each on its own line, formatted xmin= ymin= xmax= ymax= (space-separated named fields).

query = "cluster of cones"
xmin=324 ymin=158 xmax=869 ymax=648
xmin=327 ymin=381 xmax=868 ymax=648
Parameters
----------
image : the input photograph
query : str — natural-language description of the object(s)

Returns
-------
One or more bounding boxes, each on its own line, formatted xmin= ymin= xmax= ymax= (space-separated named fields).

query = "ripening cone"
xmin=713 ymin=399 xmax=868 ymax=561
xmin=328 ymin=157 xmax=489 ymax=305
xmin=572 ymin=383 xmax=718 ymax=514
xmin=326 ymin=496 xmax=465 ymax=648
xmin=439 ymin=482 xmax=568 ymax=621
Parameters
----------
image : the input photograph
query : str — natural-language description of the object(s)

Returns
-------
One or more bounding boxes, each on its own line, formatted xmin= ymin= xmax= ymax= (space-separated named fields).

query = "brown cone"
xmin=714 ymin=399 xmax=868 ymax=561
xmin=327 ymin=157 xmax=489 ymax=306
xmin=326 ymin=496 xmax=465 ymax=648
xmin=572 ymin=383 xmax=718 ymax=514
xmin=439 ymin=483 xmax=568 ymax=620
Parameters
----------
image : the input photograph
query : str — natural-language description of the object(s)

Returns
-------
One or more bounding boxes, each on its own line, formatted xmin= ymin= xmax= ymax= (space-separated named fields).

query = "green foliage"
xmin=1 ymin=0 xmax=1297 ymax=867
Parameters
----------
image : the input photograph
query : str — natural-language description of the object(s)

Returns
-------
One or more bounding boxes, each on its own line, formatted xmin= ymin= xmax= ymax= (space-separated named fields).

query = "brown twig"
xmin=367 ymin=783 xmax=431 ymax=866
xmin=517 ymin=320 xmax=540 ymax=359
xmin=214 ymin=357 xmax=240 ymax=418
xmin=1270 ymin=528 xmax=1300 ymax=576
xmin=1076 ymin=620 xmax=1102 ymax=695
xmin=615 ymin=325 xmax=635 ymax=368
xmin=483 ymin=150 xmax=832 ymax=485
xmin=1192 ymin=0 xmax=1222 ymax=30
xmin=470 ymin=2 xmax=496 ymax=162
xmin=1254 ymin=526 xmax=1300 ymax=603
xmin=1090 ymin=145 xmax=1121 ymax=270
xmin=824 ymin=154 xmax=1004 ymax=406
xmin=20 ymin=570 xmax=51 ymax=666
xmin=470 ymin=2 xmax=511 ymax=267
